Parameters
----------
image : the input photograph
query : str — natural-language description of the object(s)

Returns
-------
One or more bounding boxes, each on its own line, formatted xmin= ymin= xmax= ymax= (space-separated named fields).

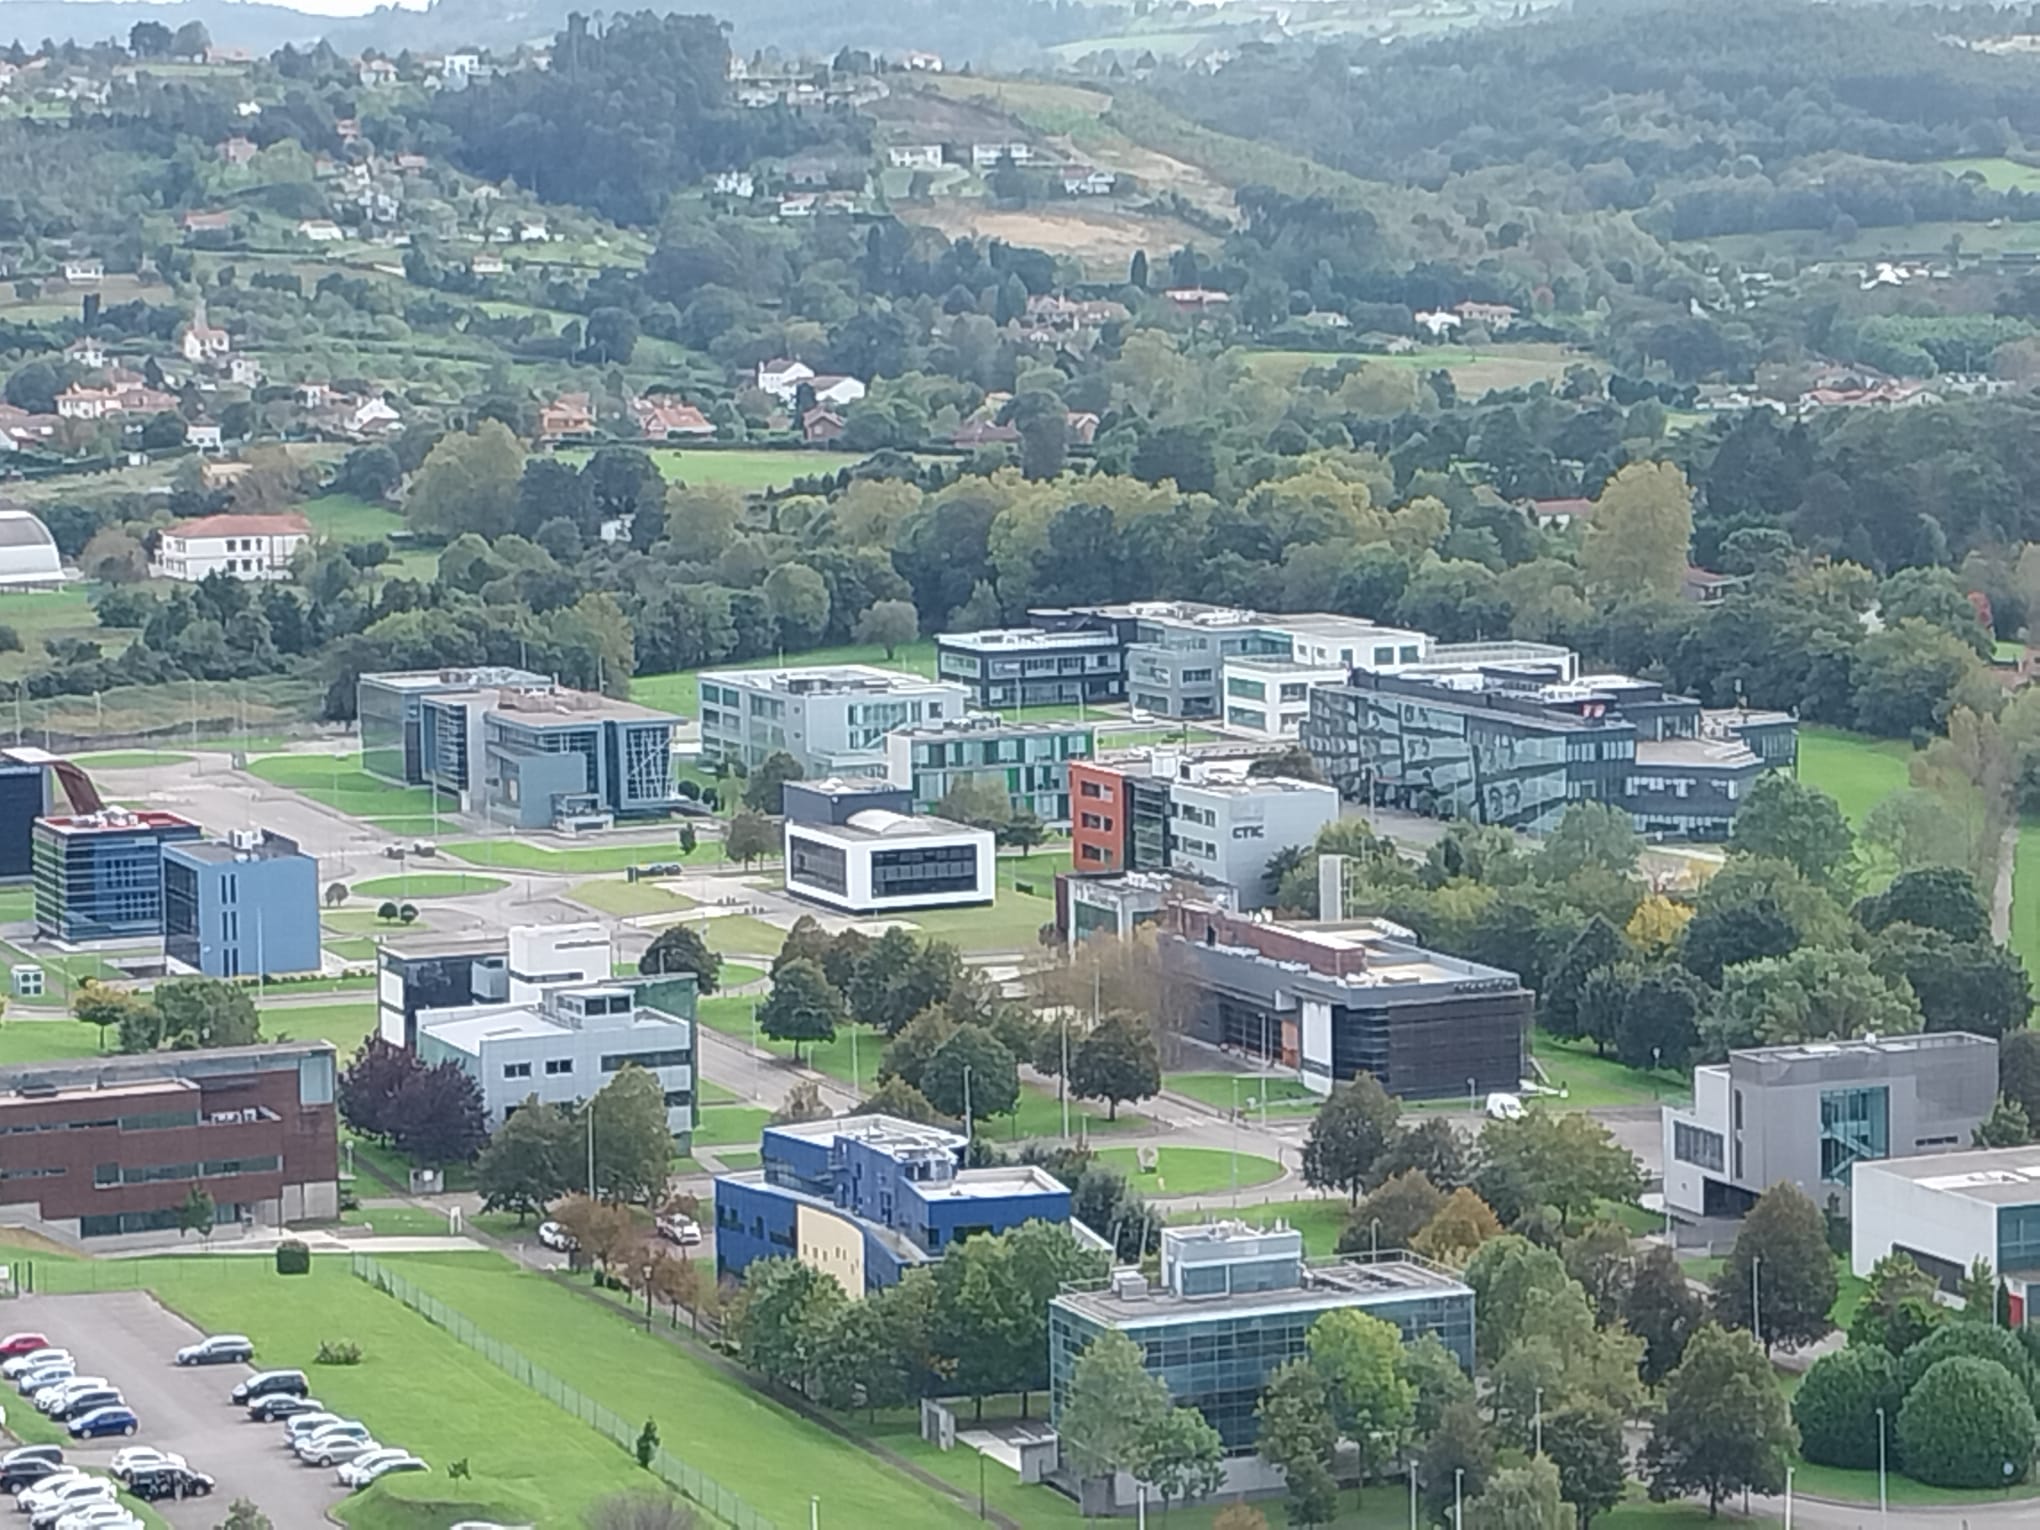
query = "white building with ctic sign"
xmin=1166 ymin=770 xmax=1338 ymax=909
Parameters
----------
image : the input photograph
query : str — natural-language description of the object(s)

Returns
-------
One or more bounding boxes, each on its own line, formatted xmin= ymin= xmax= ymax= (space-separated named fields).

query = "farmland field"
xmin=301 ymin=491 xmax=406 ymax=543
xmin=1936 ymin=156 xmax=2040 ymax=190
xmin=1245 ymin=343 xmax=1578 ymax=397
xmin=556 ymin=446 xmax=834 ymax=491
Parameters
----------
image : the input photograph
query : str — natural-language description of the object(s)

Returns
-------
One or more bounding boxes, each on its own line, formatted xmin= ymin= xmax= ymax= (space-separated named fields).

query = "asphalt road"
xmin=6 ymin=1291 xmax=346 ymax=1528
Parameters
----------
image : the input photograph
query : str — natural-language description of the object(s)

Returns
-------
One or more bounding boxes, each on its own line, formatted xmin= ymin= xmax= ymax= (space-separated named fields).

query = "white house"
xmin=346 ymin=396 xmax=401 ymax=433
xmin=904 ymin=50 xmax=943 ymax=71
xmin=185 ymin=422 xmax=223 ymax=452
xmin=1414 ymin=310 xmax=1462 ymax=338
xmin=152 ymin=511 xmax=312 ymax=582
xmin=227 ymin=357 xmax=263 ymax=388
xmin=710 ymin=170 xmax=756 ymax=197
xmin=61 ymin=260 xmax=102 ymax=284
xmin=755 ymin=358 xmax=815 ymax=401
xmin=63 ymin=336 xmax=105 ymax=369
xmin=971 ymin=142 xmax=1035 ymax=168
xmin=808 ymin=375 xmax=867 ymax=408
xmin=887 ymin=145 xmax=944 ymax=169
xmin=1061 ymin=167 xmax=1116 ymax=196
xmin=296 ymin=219 xmax=344 ymax=243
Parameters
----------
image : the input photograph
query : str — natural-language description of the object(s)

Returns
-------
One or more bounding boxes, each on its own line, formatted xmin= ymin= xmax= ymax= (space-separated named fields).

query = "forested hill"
xmin=1150 ymin=1 xmax=2040 ymax=240
xmin=0 ymin=0 xmax=1116 ymax=65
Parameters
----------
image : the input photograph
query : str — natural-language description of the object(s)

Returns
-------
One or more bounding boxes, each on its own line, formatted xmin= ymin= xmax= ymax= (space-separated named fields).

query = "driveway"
xmin=5 ymin=1291 xmax=346 ymax=1528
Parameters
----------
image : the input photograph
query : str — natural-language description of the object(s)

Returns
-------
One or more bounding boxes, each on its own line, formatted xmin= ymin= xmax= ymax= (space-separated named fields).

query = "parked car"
xmin=19 ymin=1364 xmax=76 ymax=1396
xmin=174 ymin=1334 xmax=252 ymax=1367
xmin=0 ymin=1333 xmax=50 ymax=1359
xmin=0 ymin=1458 xmax=66 ymax=1493
xmin=10 ymin=1463 xmax=80 ymax=1500
xmin=282 ymin=1413 xmax=344 ymax=1446
xmin=47 ymin=1506 xmax=137 ymax=1530
xmin=655 ymin=1213 xmax=701 ymax=1246
xmin=339 ymin=1450 xmax=426 ymax=1487
xmin=66 ymin=1407 xmax=137 ymax=1440
xmin=247 ymin=1393 xmax=322 ymax=1423
xmin=50 ymin=1390 xmax=124 ymax=1424
xmin=230 ymin=1369 xmax=307 ymax=1405
xmin=0 ymin=1446 xmax=61 ymax=1471
xmin=34 ymin=1379 xmax=105 ymax=1414
xmin=297 ymin=1431 xmax=378 ymax=1468
xmin=108 ymin=1448 xmax=182 ymax=1482
xmin=1484 ymin=1091 xmax=1526 ymax=1121
xmin=3 ymin=1349 xmax=69 ymax=1380
xmin=536 ymin=1220 xmax=577 ymax=1252
xmin=124 ymin=1465 xmax=213 ymax=1503
xmin=19 ymin=1475 xmax=110 ymax=1519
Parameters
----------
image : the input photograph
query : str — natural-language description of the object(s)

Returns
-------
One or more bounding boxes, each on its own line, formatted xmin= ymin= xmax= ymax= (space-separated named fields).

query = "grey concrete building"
xmin=1662 ymin=1032 xmax=1998 ymax=1219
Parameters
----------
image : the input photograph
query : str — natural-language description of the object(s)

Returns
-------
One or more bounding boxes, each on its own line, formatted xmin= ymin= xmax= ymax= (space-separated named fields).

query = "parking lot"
xmin=5 ymin=1291 xmax=346 ymax=1528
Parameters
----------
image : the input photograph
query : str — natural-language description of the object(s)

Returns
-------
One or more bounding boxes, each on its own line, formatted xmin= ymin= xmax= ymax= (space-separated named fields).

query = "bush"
xmin=314 ymin=1339 xmax=363 ymax=1365
xmin=1793 ymin=1346 xmax=1902 ymax=1468
xmin=1901 ymin=1320 xmax=2031 ymax=1393
xmin=274 ymin=1238 xmax=310 ymax=1276
xmin=1896 ymin=1356 xmax=2039 ymax=1487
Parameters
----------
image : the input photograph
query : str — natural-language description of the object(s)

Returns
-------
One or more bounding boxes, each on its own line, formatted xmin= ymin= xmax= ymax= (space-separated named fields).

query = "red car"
xmin=0 ymin=1334 xmax=47 ymax=1359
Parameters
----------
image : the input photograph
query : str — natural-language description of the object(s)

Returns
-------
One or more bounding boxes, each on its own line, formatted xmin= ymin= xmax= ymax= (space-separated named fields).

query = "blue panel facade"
xmin=162 ymin=841 xmax=320 ymax=978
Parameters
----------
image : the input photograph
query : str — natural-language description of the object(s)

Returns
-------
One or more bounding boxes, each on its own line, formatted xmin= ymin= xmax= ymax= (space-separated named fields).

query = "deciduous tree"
xmin=475 ymin=1095 xmax=575 ymax=1221
xmin=758 ymin=958 xmax=844 ymax=1063
xmin=1642 ymin=1323 xmax=1795 ymax=1513
xmin=1067 ymin=1013 xmax=1161 ymax=1120
xmin=638 ymin=923 xmax=722 ymax=993
xmin=1712 ymin=1183 xmax=1836 ymax=1353
xmin=1300 ymin=1074 xmax=1400 ymax=1203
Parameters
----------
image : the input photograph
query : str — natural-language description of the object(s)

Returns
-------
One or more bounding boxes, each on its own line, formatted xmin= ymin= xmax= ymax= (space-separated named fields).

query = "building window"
xmin=1673 ymin=1121 xmax=1724 ymax=1172
xmin=1819 ymin=1085 xmax=1889 ymax=1183
xmin=544 ymin=1058 xmax=574 ymax=1076
xmin=503 ymin=1061 xmax=532 ymax=1079
xmin=601 ymin=1049 xmax=692 ymax=1072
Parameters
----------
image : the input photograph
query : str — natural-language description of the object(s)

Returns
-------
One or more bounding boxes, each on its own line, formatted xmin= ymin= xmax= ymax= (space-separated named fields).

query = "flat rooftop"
xmin=1057 ymin=1253 xmax=1471 ymax=1327
xmin=37 ymin=809 xmax=198 ymax=837
xmin=764 ymin=1113 xmax=967 ymax=1156
xmin=1633 ymin=737 xmax=1760 ymax=770
xmin=1738 ymin=1032 xmax=1994 ymax=1065
xmin=364 ymin=667 xmax=548 ymax=692
xmin=895 ymin=715 xmax=1095 ymax=739
xmin=1222 ymin=656 xmax=1349 ymax=675
xmin=379 ymin=931 xmax=508 ymax=962
xmin=485 ymin=688 xmax=678 ymax=726
xmin=1273 ymin=614 xmax=1421 ymax=642
xmin=420 ymin=999 xmax=686 ymax=1055
xmin=938 ymin=628 xmax=1117 ymax=651
xmin=797 ymin=808 xmax=984 ymax=842
xmin=1173 ymin=774 xmax=1337 ymax=798
xmin=1860 ymin=1143 xmax=2040 ymax=1203
xmin=0 ymin=1040 xmax=335 ymax=1095
xmin=700 ymin=664 xmax=952 ymax=695
xmin=166 ymin=835 xmax=306 ymax=865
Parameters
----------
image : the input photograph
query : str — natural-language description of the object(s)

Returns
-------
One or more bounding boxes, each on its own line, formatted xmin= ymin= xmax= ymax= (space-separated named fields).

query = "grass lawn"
xmin=1786 ymin=1454 xmax=2040 ymax=1506
xmin=0 ymin=884 xmax=29 ymax=923
xmin=718 ymin=962 xmax=765 ymax=988
xmin=352 ymin=872 xmax=508 ymax=898
xmin=325 ymin=908 xmax=434 ymax=935
xmin=871 ymin=860 xmax=1060 ymax=952
xmin=697 ymin=1077 xmax=742 ymax=1105
xmin=1096 ymin=726 xmax=1223 ymax=748
xmin=1167 ymin=1070 xmax=1320 ymax=1115
xmin=1531 ymin=1032 xmax=1689 ymax=1108
xmin=0 ymin=1019 xmax=106 ymax=1063
xmin=342 ymin=1203 xmax=464 ymax=1236
xmin=1937 ymin=156 xmax=2040 ymax=191
xmin=443 ymin=837 xmax=722 ymax=873
xmin=1168 ymin=1196 xmax=1351 ymax=1256
xmin=326 ymin=937 xmax=380 ymax=962
xmin=1797 ymin=725 xmax=1914 ymax=827
xmin=1679 ymin=1255 xmax=1726 ymax=1284
xmin=700 ymin=915 xmax=796 ymax=958
xmin=1096 ymin=1145 xmax=1282 ymax=1195
xmin=389 ymin=1252 xmax=992 ymax=1530
xmin=301 ymin=491 xmax=406 ymax=543
xmin=70 ymin=751 xmax=194 ymax=769
xmin=30 ymin=1253 xmax=653 ymax=1526
xmin=260 ymin=1000 xmax=379 ymax=1056
xmin=634 ymin=638 xmax=939 ymax=717
xmin=713 ymin=1149 xmax=762 ymax=1170
xmin=1244 ymin=342 xmax=1576 ymax=396
xmin=249 ymin=751 xmax=449 ymax=832
xmin=692 ymin=1104 xmax=771 ymax=1149
xmin=571 ymin=877 xmax=695 ymax=917
xmin=2013 ymin=816 xmax=2040 ymax=981
xmin=557 ymin=445 xmax=842 ymax=493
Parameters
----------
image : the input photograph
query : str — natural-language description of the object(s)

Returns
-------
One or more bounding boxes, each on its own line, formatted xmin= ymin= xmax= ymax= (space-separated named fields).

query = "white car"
xmin=2 ymin=1349 xmax=68 ymax=1380
xmin=20 ymin=1476 xmax=111 ymax=1519
xmin=338 ymin=1449 xmax=426 ymax=1487
xmin=107 ymin=1448 xmax=183 ymax=1482
xmin=19 ymin=1363 xmax=75 ymax=1396
xmin=655 ymin=1213 xmax=701 ymax=1246
xmin=35 ymin=1379 xmax=107 ymax=1414
xmin=11 ymin=1466 xmax=81 ymax=1502
xmin=1484 ymin=1091 xmax=1526 ymax=1121
xmin=536 ymin=1220 xmax=576 ymax=1252
xmin=282 ymin=1412 xmax=344 ymax=1445
xmin=50 ymin=1508 xmax=138 ymax=1530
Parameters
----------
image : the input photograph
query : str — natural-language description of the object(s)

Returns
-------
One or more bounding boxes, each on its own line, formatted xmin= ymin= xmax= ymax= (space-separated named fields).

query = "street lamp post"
xmin=1877 ymin=1405 xmax=1888 ymax=1520
xmin=1407 ymin=1460 xmax=1417 ymax=1530
xmin=1370 ymin=1217 xmax=1381 ymax=1258
xmin=1784 ymin=1466 xmax=1794 ymax=1530
xmin=810 ymin=1497 xmax=819 ymax=1530
xmin=1466 ymin=1076 xmax=1476 ymax=1112
xmin=1454 ymin=1467 xmax=1464 ymax=1530
xmin=963 ymin=1063 xmax=974 ymax=1142
xmin=1752 ymin=1254 xmax=1763 ymax=1350
xmin=1533 ymin=1386 xmax=1544 ymax=1457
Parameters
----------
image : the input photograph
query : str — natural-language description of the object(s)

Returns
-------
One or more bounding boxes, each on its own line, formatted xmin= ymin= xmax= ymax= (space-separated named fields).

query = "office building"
xmin=162 ymin=830 xmax=320 ymax=979
xmin=1048 ymin=1224 xmax=1472 ymax=1503
xmin=0 ymin=1041 xmax=339 ymax=1244
xmin=1057 ymin=868 xmax=1238 ymax=945
xmin=714 ymin=1113 xmax=1084 ymax=1292
xmin=935 ymin=627 xmax=1125 ymax=711
xmin=1302 ymin=664 xmax=1792 ymax=839
xmin=1852 ymin=1144 xmax=2040 ymax=1321
xmin=419 ymin=975 xmax=697 ymax=1138
xmin=1168 ymin=770 xmax=1338 ymax=910
xmin=377 ymin=923 xmax=611 ymax=1049
xmin=0 ymin=748 xmax=104 ymax=881
xmin=884 ymin=715 xmax=1095 ymax=826
xmin=1118 ymin=604 xmax=1288 ymax=719
xmin=698 ymin=665 xmax=969 ymax=777
xmin=33 ymin=808 xmax=203 ymax=943
xmin=781 ymin=778 xmax=994 ymax=915
xmin=359 ymin=668 xmax=678 ymax=829
xmin=1664 ymin=1032 xmax=1997 ymax=1220
xmin=1156 ymin=901 xmax=1531 ymax=1100
xmin=1220 ymin=657 xmax=1350 ymax=741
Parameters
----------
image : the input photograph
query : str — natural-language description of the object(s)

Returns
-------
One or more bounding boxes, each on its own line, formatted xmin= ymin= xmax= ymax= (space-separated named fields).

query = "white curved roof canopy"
xmin=0 ymin=511 xmax=66 ymax=586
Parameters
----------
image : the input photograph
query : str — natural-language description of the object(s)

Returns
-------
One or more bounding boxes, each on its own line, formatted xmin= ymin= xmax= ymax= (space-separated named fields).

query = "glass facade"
xmin=2000 ymin=1205 xmax=2040 ymax=1273
xmin=1819 ymin=1084 xmax=1890 ymax=1183
xmin=1050 ymin=1290 xmax=1476 ymax=1454
xmin=871 ymin=844 xmax=981 ymax=900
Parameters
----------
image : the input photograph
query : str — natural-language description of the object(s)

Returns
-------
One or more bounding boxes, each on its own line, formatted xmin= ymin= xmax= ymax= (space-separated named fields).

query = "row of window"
xmin=93 ymin=1155 xmax=280 ymax=1187
xmin=502 ymin=1059 xmax=577 ymax=1079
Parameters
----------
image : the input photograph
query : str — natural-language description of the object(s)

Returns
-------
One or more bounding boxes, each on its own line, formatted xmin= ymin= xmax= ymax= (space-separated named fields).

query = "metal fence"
xmin=350 ymin=1254 xmax=776 ymax=1530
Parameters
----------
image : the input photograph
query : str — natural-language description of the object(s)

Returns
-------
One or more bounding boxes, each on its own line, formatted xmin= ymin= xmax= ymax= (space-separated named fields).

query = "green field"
xmin=301 ymin=491 xmax=407 ymax=543
xmin=633 ymin=638 xmax=939 ymax=718
xmin=352 ymin=872 xmax=508 ymax=898
xmin=693 ymin=1104 xmax=771 ymax=1149
xmin=2014 ymin=818 xmax=2040 ymax=999
xmin=1166 ymin=1071 xmax=1320 ymax=1115
xmin=248 ymin=750 xmax=449 ymax=832
xmin=1531 ymin=1032 xmax=1689 ymax=1108
xmin=259 ymin=1000 xmax=380 ymax=1056
xmin=0 ymin=584 xmax=130 ymax=681
xmin=443 ymin=837 xmax=722 ymax=873
xmin=556 ymin=446 xmax=838 ymax=492
xmin=325 ymin=907 xmax=435 ymax=935
xmin=571 ymin=877 xmax=696 ymax=916
xmin=1937 ymin=156 xmax=2040 ymax=191
xmin=1796 ymin=725 xmax=1915 ymax=826
xmin=1243 ymin=343 xmax=1577 ymax=396
xmin=70 ymin=751 xmax=194 ymax=769
xmin=1096 ymin=1145 xmax=1283 ymax=1194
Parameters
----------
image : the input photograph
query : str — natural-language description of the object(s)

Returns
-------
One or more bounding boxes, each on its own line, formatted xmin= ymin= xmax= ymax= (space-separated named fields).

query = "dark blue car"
xmin=67 ymin=1406 xmax=137 ymax=1439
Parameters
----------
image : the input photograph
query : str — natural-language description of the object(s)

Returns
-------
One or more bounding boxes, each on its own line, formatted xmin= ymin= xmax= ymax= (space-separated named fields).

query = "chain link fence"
xmin=350 ymin=1254 xmax=775 ymax=1530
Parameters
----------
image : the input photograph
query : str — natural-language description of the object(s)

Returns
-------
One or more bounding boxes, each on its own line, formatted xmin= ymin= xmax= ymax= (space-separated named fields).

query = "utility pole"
xmin=963 ymin=1064 xmax=973 ymax=1143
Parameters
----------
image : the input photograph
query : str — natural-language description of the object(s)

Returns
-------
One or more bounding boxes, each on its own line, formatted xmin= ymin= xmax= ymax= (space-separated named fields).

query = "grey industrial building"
xmin=1154 ymin=901 xmax=1531 ymax=1101
xmin=1662 ymin=1032 xmax=1999 ymax=1220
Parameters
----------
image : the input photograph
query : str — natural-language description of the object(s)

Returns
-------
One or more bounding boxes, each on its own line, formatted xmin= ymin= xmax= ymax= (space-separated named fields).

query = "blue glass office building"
xmin=33 ymin=808 xmax=203 ymax=943
xmin=1049 ymin=1225 xmax=1474 ymax=1459
xmin=714 ymin=1115 xmax=1081 ymax=1292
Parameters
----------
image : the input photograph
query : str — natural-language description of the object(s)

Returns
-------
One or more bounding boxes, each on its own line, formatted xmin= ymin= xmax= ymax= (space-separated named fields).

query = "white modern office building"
xmin=1220 ymin=657 xmax=1351 ymax=741
xmin=1852 ymin=1144 xmax=2040 ymax=1321
xmin=1167 ymin=769 xmax=1339 ymax=909
xmin=781 ymin=778 xmax=995 ymax=914
xmin=697 ymin=665 xmax=970 ymax=776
